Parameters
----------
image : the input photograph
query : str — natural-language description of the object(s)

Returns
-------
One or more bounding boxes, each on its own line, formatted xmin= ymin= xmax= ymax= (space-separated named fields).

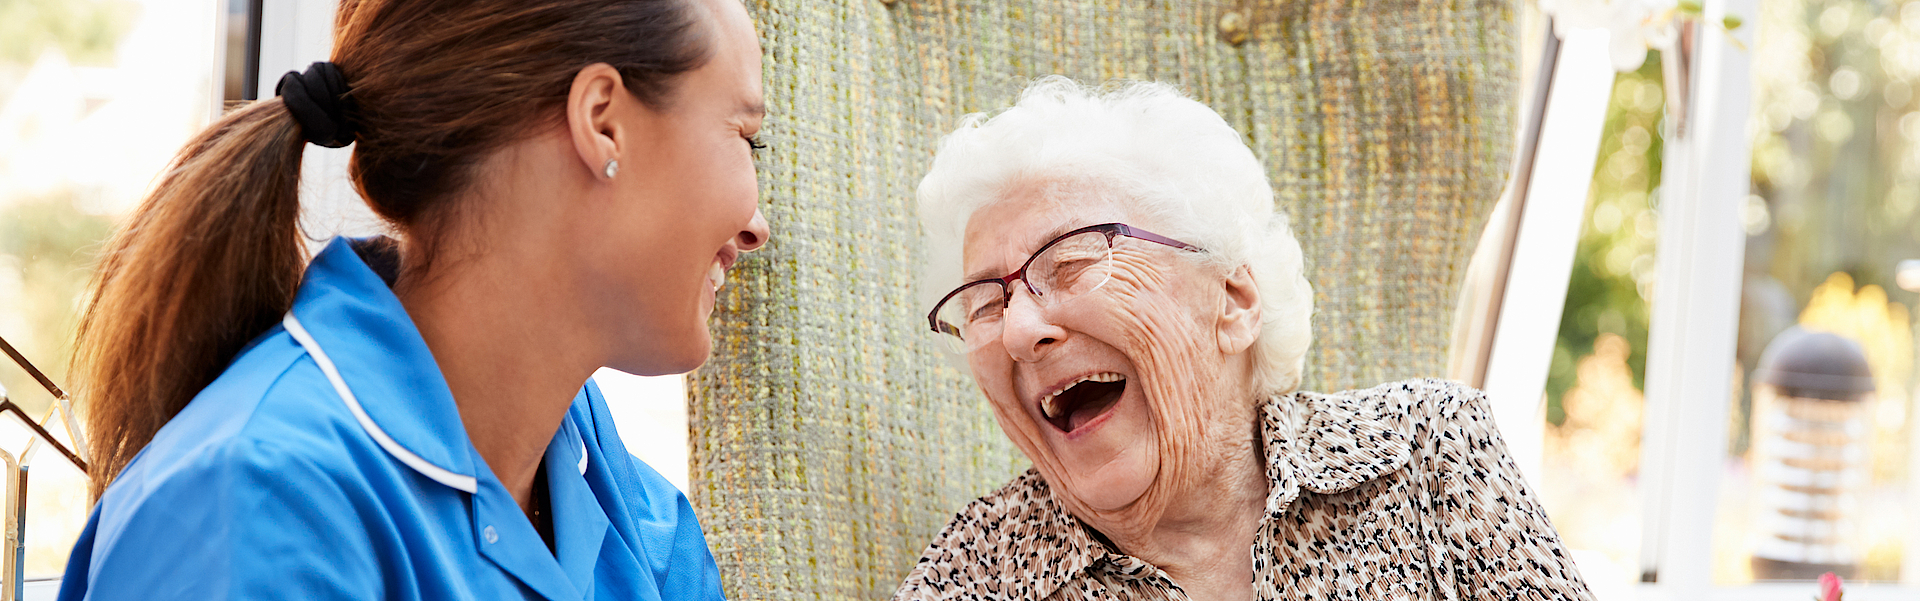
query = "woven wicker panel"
xmin=689 ymin=1 xmax=1515 ymax=598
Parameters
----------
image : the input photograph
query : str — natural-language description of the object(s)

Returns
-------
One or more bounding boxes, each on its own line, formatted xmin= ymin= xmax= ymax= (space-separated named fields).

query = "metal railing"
xmin=0 ymin=336 xmax=88 ymax=601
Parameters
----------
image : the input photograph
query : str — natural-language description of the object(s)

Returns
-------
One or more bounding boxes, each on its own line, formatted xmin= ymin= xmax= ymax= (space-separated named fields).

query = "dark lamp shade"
xmin=1754 ymin=327 xmax=1876 ymax=401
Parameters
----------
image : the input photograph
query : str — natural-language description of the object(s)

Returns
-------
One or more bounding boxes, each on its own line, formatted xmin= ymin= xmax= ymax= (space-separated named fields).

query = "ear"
xmin=1216 ymin=265 xmax=1262 ymax=355
xmin=565 ymin=63 xmax=629 ymax=181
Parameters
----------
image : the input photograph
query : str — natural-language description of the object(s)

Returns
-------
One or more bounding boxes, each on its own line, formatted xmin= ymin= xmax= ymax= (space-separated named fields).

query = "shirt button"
xmin=483 ymin=525 xmax=499 ymax=544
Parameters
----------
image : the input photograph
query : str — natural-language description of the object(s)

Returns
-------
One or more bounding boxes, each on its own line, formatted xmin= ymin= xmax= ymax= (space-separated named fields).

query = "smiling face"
xmin=592 ymin=0 xmax=769 ymax=376
xmin=961 ymin=180 xmax=1260 ymax=527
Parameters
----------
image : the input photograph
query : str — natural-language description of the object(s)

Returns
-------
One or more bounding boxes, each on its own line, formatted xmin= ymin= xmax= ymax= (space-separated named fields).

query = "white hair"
xmin=917 ymin=77 xmax=1314 ymax=396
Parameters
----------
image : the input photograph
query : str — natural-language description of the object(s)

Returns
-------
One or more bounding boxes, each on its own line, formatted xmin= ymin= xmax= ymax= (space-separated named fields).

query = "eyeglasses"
xmin=927 ymin=222 xmax=1205 ymax=352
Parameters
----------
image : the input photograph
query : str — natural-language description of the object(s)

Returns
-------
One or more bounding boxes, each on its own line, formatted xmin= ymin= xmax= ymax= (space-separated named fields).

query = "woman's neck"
xmin=396 ymin=224 xmax=601 ymax=517
xmin=1142 ymin=434 xmax=1267 ymax=599
xmin=393 ymin=132 xmax=614 ymax=517
xmin=1103 ymin=395 xmax=1269 ymax=601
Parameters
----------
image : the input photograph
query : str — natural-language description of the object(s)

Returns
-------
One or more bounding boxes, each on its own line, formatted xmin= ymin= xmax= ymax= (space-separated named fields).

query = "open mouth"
xmin=708 ymin=248 xmax=738 ymax=293
xmin=707 ymin=260 xmax=728 ymax=292
xmin=1039 ymin=373 xmax=1128 ymax=434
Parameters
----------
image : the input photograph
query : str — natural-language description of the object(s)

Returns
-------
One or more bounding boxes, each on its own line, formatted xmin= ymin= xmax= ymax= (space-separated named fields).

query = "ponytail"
xmin=72 ymin=99 xmax=308 ymax=499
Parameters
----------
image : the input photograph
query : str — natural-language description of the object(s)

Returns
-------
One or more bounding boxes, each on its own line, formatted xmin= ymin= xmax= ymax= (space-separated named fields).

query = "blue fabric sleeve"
xmin=62 ymin=437 xmax=383 ymax=601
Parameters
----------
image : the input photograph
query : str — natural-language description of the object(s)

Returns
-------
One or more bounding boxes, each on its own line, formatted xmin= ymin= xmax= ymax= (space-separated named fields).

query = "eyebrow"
xmin=961 ymin=221 xmax=1091 ymax=282
xmin=963 ymin=265 xmax=1004 ymax=283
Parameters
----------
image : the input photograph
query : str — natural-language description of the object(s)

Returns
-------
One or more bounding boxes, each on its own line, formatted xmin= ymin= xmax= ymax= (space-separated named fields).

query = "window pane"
xmin=1540 ymin=51 xmax=1664 ymax=596
xmin=0 ymin=0 xmax=219 ymax=578
xmin=1714 ymin=0 xmax=1919 ymax=583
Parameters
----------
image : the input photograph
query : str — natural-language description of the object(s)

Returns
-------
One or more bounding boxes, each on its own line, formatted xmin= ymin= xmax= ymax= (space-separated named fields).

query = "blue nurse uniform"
xmin=57 ymin=238 xmax=725 ymax=600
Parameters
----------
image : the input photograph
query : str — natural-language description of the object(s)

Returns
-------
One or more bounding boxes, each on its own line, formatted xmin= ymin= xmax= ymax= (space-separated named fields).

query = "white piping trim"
xmin=283 ymin=314 xmax=479 ymax=494
xmin=577 ymin=440 xmax=589 ymax=475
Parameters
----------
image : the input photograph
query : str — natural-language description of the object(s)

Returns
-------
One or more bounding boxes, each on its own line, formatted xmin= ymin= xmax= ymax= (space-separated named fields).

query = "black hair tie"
xmin=275 ymin=62 xmax=357 ymax=148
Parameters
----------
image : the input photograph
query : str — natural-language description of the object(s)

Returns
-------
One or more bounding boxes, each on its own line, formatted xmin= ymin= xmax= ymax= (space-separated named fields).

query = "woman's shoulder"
xmin=78 ymin=327 xmax=466 ymax=595
xmin=76 ymin=343 xmax=397 ymax=598
xmin=109 ymin=327 xmax=398 ymax=509
xmin=1271 ymin=378 xmax=1496 ymax=492
xmin=1295 ymin=378 xmax=1489 ymax=432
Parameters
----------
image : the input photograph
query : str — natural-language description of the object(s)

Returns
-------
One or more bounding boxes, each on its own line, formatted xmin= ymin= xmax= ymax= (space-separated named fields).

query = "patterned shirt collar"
xmin=1017 ymin=390 xmax=1417 ymax=598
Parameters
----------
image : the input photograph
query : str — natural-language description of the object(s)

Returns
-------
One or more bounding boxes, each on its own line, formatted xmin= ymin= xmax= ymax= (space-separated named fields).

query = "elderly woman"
xmin=893 ymin=78 xmax=1593 ymax=601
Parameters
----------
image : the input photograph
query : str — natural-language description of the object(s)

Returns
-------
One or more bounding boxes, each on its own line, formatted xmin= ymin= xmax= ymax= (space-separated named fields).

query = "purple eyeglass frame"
xmin=927 ymin=222 xmax=1205 ymax=338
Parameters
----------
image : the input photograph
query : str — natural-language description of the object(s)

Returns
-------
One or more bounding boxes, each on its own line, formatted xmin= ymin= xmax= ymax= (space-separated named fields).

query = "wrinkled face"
xmin=961 ymin=182 xmax=1232 ymax=516
xmin=602 ymin=0 xmax=768 ymax=375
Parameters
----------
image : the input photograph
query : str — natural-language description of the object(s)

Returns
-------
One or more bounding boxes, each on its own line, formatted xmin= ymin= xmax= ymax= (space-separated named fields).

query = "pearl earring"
xmin=603 ymin=159 xmax=619 ymax=179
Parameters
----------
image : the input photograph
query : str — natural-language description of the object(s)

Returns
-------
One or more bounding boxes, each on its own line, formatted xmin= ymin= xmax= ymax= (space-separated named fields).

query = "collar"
xmin=470 ymin=391 xmax=611 ymax=601
xmin=1003 ymin=387 xmax=1415 ymax=599
xmin=281 ymin=238 xmax=478 ymax=492
xmin=1259 ymin=387 xmax=1414 ymax=516
xmin=284 ymin=238 xmax=615 ymax=600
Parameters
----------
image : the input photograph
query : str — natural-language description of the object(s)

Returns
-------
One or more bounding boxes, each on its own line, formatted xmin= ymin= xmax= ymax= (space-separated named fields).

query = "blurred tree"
xmin=0 ymin=0 xmax=169 ymax=579
xmin=0 ymin=193 xmax=114 ymax=414
xmin=1745 ymin=0 xmax=1920 ymax=536
xmin=0 ymin=0 xmax=141 ymax=413
xmin=1545 ymin=55 xmax=1664 ymax=427
xmin=1749 ymin=0 xmax=1920 ymax=300
xmin=0 ymin=0 xmax=138 ymax=66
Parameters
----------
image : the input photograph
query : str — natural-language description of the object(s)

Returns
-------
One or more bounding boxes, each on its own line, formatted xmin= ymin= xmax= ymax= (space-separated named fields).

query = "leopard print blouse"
xmin=891 ymin=379 xmax=1595 ymax=600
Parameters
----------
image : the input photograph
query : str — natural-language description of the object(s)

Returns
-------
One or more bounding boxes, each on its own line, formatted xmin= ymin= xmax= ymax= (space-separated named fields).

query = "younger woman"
xmin=59 ymin=0 xmax=768 ymax=598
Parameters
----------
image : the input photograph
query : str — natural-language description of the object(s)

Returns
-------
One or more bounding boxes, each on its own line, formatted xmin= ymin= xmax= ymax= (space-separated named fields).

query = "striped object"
xmin=689 ymin=1 xmax=1516 ymax=598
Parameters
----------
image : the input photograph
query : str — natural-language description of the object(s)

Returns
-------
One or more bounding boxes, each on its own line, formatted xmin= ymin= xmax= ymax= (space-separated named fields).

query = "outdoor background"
xmin=1 ymin=0 xmax=1915 ymax=592
xmin=1536 ymin=0 xmax=1919 ymax=586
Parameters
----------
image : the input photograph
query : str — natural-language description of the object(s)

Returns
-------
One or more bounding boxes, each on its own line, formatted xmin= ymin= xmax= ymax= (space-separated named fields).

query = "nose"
xmin=736 ymin=208 xmax=770 ymax=252
xmin=998 ymin=286 xmax=1066 ymax=363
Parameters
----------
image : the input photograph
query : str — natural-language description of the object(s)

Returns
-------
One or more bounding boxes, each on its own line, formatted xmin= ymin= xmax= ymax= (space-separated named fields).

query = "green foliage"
xmin=1 ymin=195 xmax=113 ymax=266
xmin=1545 ymin=55 xmax=1665 ymax=426
xmin=0 ymin=0 xmax=137 ymax=401
xmin=0 ymin=0 xmax=139 ymax=66
xmin=0 ymin=192 xmax=113 ymax=413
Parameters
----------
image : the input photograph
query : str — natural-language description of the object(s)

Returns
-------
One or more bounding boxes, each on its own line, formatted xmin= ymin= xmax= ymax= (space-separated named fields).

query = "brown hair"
xmin=72 ymin=0 xmax=712 ymax=499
